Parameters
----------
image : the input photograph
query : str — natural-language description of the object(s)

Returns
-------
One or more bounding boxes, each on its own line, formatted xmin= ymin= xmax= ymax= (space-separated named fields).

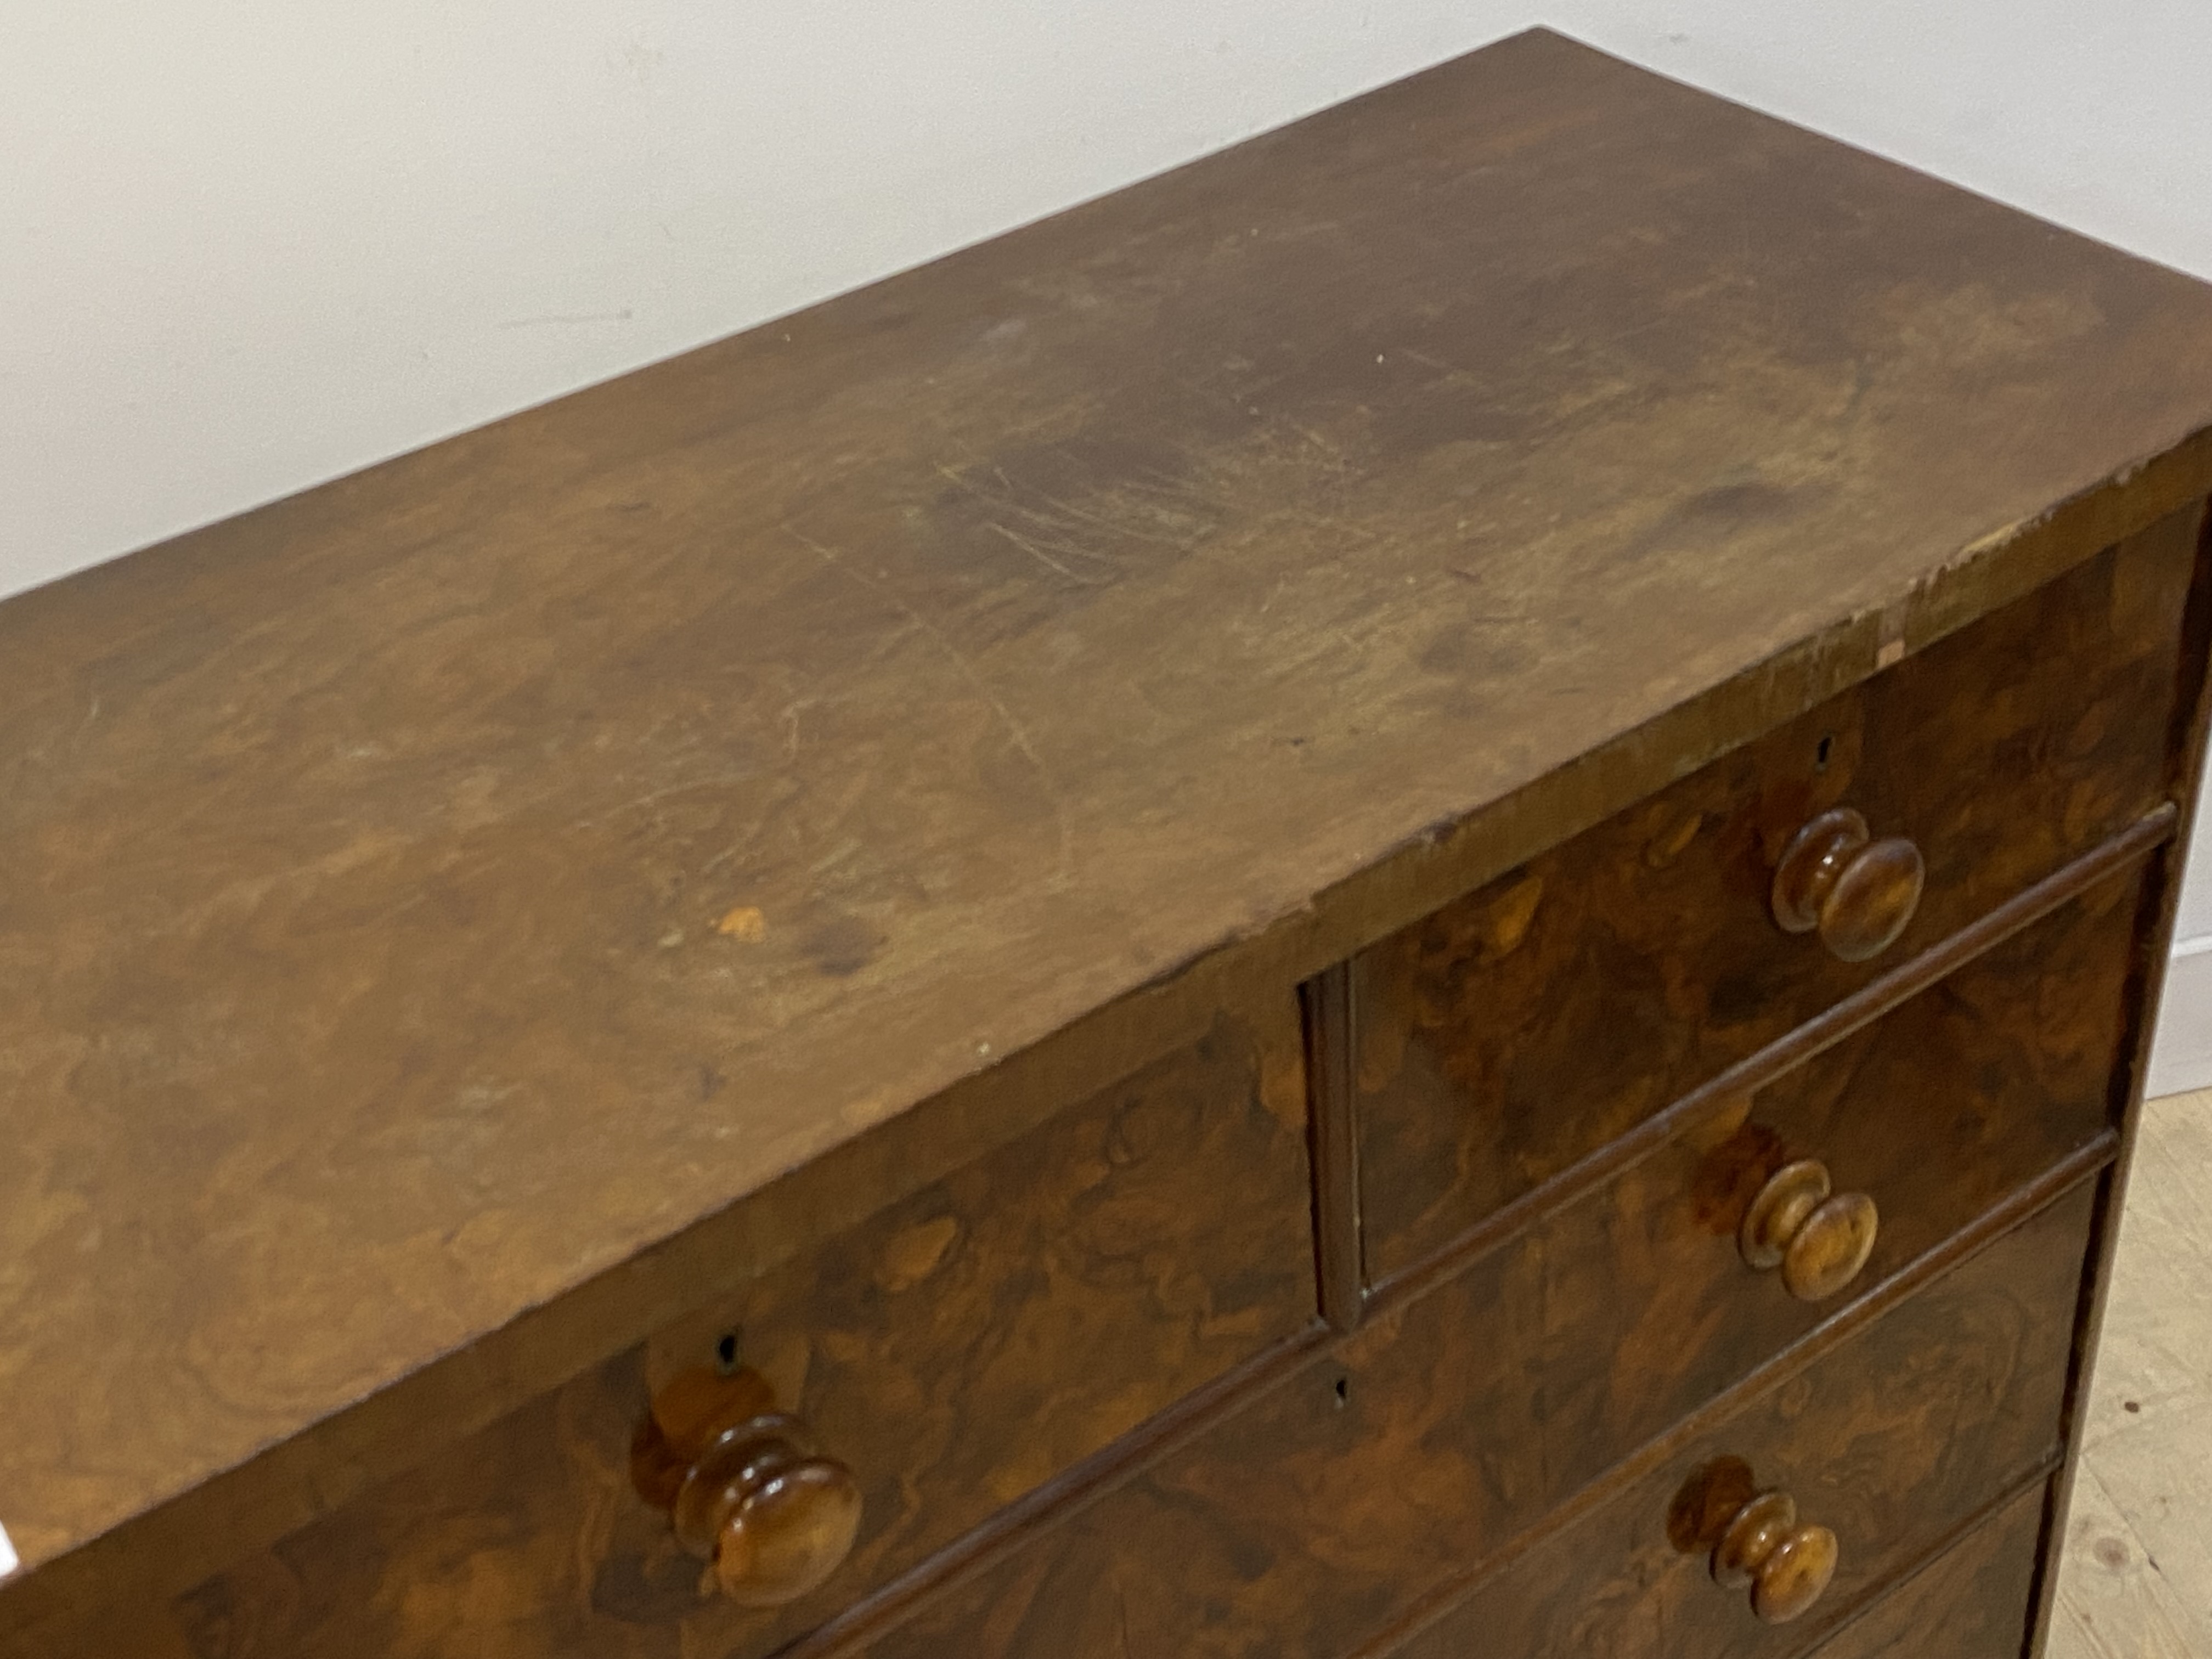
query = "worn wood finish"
xmin=839 ymin=1179 xmax=2095 ymax=1659
xmin=1809 ymin=1479 xmax=2049 ymax=1659
xmin=9 ymin=27 xmax=2212 ymax=1645
xmin=95 ymin=1020 xmax=1311 ymax=1659
xmin=9 ymin=31 xmax=2212 ymax=1611
xmin=1357 ymin=507 xmax=2201 ymax=1280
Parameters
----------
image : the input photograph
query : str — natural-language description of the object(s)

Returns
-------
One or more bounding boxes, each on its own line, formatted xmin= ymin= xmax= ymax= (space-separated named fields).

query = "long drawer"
xmin=1355 ymin=504 xmax=2199 ymax=1281
xmin=121 ymin=1014 xmax=1314 ymax=1659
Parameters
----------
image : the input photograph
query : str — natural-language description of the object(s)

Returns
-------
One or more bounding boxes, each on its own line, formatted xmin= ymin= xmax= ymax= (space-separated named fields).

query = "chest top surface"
xmin=6 ymin=26 xmax=2212 ymax=1584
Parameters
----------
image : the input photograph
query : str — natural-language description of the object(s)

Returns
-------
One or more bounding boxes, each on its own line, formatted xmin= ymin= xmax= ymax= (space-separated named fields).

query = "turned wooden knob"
xmin=638 ymin=1367 xmax=862 ymax=1608
xmin=1770 ymin=808 xmax=1924 ymax=962
xmin=672 ymin=1412 xmax=862 ymax=1606
xmin=1712 ymin=1488 xmax=1838 ymax=1623
xmin=1740 ymin=1160 xmax=1878 ymax=1301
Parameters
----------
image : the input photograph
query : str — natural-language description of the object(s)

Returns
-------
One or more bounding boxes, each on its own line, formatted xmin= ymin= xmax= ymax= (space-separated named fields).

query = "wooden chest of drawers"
xmin=6 ymin=27 xmax=2212 ymax=1659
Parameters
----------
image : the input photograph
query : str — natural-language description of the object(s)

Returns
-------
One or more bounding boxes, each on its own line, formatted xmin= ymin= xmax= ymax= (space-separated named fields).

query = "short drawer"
xmin=1357 ymin=502 xmax=2199 ymax=1279
xmin=845 ymin=1175 xmax=2095 ymax=1658
xmin=157 ymin=1013 xmax=1316 ymax=1659
xmin=1801 ymin=1479 xmax=2049 ymax=1659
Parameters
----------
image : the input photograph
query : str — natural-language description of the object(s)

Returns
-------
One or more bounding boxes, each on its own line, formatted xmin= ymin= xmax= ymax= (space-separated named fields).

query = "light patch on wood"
xmin=1684 ymin=1091 xmax=1757 ymax=1153
xmin=1256 ymin=1042 xmax=1307 ymax=1135
xmin=1479 ymin=874 xmax=1544 ymax=960
xmin=1356 ymin=950 xmax=1416 ymax=1096
xmin=1876 ymin=602 xmax=1909 ymax=668
xmin=1642 ymin=811 xmax=1703 ymax=869
xmin=715 ymin=905 xmax=767 ymax=940
xmin=877 ymin=1216 xmax=962 ymax=1292
xmin=1231 ymin=994 xmax=1311 ymax=1134
xmin=0 ymin=1519 xmax=15 ymax=1577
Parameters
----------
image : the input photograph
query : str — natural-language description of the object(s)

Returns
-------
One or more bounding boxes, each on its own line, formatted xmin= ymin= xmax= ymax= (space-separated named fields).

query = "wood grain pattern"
xmin=9 ymin=24 xmax=2212 ymax=1626
xmin=1358 ymin=507 xmax=2202 ymax=1280
xmin=1805 ymin=1479 xmax=2047 ymax=1659
xmin=834 ymin=1167 xmax=2097 ymax=1659
xmin=72 ymin=1019 xmax=1311 ymax=1659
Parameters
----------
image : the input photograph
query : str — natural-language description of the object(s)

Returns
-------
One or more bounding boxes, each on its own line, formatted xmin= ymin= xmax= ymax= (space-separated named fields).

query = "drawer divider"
xmin=1301 ymin=962 xmax=1366 ymax=1333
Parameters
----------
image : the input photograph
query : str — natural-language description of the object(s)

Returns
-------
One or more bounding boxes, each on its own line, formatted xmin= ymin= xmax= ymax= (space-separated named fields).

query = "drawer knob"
xmin=1713 ymin=1488 xmax=1838 ymax=1624
xmin=673 ymin=1413 xmax=864 ymax=1607
xmin=638 ymin=1367 xmax=864 ymax=1609
xmin=1740 ymin=1159 xmax=1878 ymax=1301
xmin=1771 ymin=807 xmax=1925 ymax=962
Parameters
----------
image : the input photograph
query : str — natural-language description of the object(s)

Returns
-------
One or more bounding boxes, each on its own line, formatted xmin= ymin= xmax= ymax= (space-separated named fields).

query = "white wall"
xmin=5 ymin=2 xmax=2211 ymax=1083
xmin=2154 ymin=801 xmax=2212 ymax=1096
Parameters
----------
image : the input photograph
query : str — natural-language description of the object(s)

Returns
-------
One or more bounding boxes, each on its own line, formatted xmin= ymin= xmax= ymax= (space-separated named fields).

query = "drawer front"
xmin=162 ymin=1014 xmax=1315 ymax=1659
xmin=849 ymin=1158 xmax=2096 ymax=1659
xmin=1357 ymin=504 xmax=2199 ymax=1279
xmin=1802 ymin=1479 xmax=2048 ymax=1659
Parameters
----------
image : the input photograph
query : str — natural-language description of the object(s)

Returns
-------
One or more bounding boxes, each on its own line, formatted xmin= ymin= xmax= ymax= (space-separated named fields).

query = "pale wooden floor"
xmin=2049 ymin=1086 xmax=2212 ymax=1657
